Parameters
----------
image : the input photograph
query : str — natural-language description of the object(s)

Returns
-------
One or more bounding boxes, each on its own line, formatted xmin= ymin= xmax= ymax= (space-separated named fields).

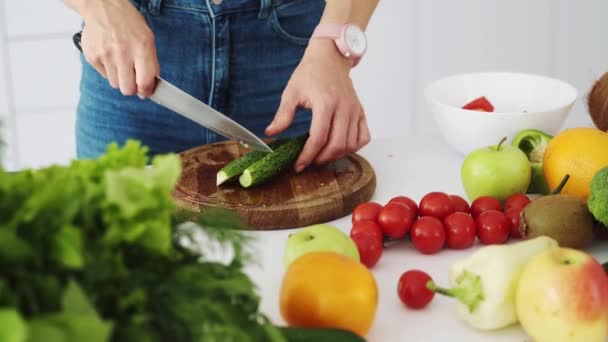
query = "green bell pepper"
xmin=511 ymin=129 xmax=553 ymax=194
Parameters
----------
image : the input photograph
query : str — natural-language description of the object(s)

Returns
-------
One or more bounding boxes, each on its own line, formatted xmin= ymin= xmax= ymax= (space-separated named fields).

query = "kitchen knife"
xmin=149 ymin=77 xmax=272 ymax=152
xmin=72 ymin=31 xmax=273 ymax=152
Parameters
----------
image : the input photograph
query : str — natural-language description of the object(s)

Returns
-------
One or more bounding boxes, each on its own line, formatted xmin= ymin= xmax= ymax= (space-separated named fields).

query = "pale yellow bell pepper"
xmin=428 ymin=236 xmax=559 ymax=330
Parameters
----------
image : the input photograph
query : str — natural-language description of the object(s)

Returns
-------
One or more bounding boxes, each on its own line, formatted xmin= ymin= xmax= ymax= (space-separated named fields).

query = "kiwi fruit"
xmin=588 ymin=72 xmax=608 ymax=132
xmin=519 ymin=194 xmax=595 ymax=249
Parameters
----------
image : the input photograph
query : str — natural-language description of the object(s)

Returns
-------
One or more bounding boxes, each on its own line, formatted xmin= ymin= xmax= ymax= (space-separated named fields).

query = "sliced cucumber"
xmin=216 ymin=139 xmax=287 ymax=186
xmin=278 ymin=327 xmax=366 ymax=342
xmin=239 ymin=135 xmax=307 ymax=188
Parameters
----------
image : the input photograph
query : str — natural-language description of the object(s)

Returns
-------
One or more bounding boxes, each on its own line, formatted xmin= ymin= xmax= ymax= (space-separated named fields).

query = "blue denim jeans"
xmin=76 ymin=0 xmax=325 ymax=159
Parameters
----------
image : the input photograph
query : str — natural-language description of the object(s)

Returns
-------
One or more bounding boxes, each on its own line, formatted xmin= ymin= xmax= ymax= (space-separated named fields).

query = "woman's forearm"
xmin=320 ymin=0 xmax=380 ymax=30
xmin=64 ymin=0 xmax=96 ymax=18
xmin=64 ymin=0 xmax=132 ymax=21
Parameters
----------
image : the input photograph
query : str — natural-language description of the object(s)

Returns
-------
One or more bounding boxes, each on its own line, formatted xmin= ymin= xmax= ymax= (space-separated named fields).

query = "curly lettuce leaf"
xmin=0 ymin=230 xmax=34 ymax=266
xmin=0 ymin=139 xmax=285 ymax=342
xmin=0 ymin=308 xmax=27 ymax=342
xmin=102 ymin=154 xmax=182 ymax=255
xmin=52 ymin=225 xmax=84 ymax=270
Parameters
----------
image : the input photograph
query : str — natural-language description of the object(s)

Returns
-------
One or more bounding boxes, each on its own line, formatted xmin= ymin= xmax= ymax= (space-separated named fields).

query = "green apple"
xmin=516 ymin=247 xmax=608 ymax=342
xmin=461 ymin=137 xmax=531 ymax=203
xmin=284 ymin=224 xmax=360 ymax=268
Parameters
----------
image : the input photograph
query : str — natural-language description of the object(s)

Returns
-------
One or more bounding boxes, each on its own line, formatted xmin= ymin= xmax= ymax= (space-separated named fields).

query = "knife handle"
xmin=72 ymin=31 xmax=83 ymax=53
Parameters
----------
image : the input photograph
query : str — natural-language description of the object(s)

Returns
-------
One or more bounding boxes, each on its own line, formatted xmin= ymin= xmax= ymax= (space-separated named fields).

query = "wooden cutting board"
xmin=172 ymin=140 xmax=376 ymax=230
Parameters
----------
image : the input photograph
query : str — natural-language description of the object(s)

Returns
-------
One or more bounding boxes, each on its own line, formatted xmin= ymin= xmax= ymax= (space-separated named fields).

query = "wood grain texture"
xmin=173 ymin=141 xmax=376 ymax=230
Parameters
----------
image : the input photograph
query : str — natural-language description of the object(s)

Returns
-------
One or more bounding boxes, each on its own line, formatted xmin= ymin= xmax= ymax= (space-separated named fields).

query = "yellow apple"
xmin=515 ymin=247 xmax=608 ymax=342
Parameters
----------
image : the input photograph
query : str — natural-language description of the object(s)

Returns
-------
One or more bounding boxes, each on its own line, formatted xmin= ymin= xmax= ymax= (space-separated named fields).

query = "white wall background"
xmin=1 ymin=0 xmax=606 ymax=170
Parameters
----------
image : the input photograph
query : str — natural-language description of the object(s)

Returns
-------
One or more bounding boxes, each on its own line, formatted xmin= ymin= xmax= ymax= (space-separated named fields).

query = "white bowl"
xmin=424 ymin=72 xmax=578 ymax=156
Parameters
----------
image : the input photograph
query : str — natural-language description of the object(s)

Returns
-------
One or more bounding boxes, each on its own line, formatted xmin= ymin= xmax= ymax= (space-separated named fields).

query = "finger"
xmin=81 ymin=31 xmax=107 ymax=79
xmin=104 ymin=61 xmax=119 ymax=89
xmin=294 ymin=103 xmax=333 ymax=172
xmin=82 ymin=49 xmax=108 ymax=79
xmin=117 ymin=59 xmax=137 ymax=96
xmin=314 ymin=107 xmax=349 ymax=165
xmin=134 ymin=35 xmax=159 ymax=98
xmin=358 ymin=115 xmax=371 ymax=148
xmin=134 ymin=57 xmax=158 ymax=98
xmin=266 ymin=91 xmax=298 ymax=136
xmin=346 ymin=111 xmax=360 ymax=154
xmin=90 ymin=59 xmax=108 ymax=79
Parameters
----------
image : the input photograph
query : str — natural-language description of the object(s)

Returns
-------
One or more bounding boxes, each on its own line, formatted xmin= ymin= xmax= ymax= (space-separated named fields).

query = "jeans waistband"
xmin=143 ymin=0 xmax=297 ymax=17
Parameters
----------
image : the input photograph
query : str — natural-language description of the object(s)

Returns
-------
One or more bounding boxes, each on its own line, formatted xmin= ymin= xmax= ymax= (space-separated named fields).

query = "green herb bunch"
xmin=0 ymin=140 xmax=284 ymax=342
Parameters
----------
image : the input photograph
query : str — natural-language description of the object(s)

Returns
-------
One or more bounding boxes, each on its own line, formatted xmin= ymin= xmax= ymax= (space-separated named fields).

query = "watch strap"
xmin=310 ymin=23 xmax=365 ymax=67
xmin=311 ymin=23 xmax=344 ymax=39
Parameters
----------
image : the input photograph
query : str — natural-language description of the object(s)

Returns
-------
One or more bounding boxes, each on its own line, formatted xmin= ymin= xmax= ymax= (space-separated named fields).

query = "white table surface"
xmin=243 ymin=128 xmax=608 ymax=342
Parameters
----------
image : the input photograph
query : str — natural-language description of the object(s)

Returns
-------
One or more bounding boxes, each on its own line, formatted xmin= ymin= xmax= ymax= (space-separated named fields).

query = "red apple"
xmin=516 ymin=247 xmax=608 ymax=342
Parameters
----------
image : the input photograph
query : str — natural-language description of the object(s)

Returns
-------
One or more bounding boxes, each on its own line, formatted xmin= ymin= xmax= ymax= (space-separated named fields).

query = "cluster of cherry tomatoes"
xmin=349 ymin=191 xmax=532 ymax=269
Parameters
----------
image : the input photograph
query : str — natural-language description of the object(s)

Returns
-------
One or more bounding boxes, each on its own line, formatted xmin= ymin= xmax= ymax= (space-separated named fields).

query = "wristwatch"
xmin=311 ymin=23 xmax=367 ymax=67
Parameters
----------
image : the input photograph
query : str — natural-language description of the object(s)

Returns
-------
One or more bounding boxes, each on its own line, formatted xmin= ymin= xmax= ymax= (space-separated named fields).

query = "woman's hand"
xmin=265 ymin=39 xmax=371 ymax=173
xmin=76 ymin=0 xmax=159 ymax=97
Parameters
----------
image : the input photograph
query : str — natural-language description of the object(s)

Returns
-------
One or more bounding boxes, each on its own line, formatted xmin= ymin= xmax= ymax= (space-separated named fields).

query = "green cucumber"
xmin=216 ymin=139 xmax=287 ymax=186
xmin=278 ymin=327 xmax=366 ymax=342
xmin=239 ymin=135 xmax=307 ymax=188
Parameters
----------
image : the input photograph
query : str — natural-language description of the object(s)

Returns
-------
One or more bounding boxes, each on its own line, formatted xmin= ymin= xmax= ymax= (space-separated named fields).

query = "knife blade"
xmin=150 ymin=77 xmax=273 ymax=152
xmin=71 ymin=31 xmax=272 ymax=153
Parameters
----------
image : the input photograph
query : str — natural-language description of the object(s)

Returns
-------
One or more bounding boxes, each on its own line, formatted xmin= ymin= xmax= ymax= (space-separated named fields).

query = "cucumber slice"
xmin=278 ymin=327 xmax=365 ymax=342
xmin=239 ymin=135 xmax=307 ymax=188
xmin=216 ymin=139 xmax=287 ymax=186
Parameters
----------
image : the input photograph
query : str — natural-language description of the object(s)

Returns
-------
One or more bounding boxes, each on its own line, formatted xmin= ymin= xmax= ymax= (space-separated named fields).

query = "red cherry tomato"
xmin=449 ymin=194 xmax=470 ymax=214
xmin=419 ymin=192 xmax=454 ymax=220
xmin=388 ymin=196 xmax=418 ymax=216
xmin=443 ymin=212 xmax=476 ymax=249
xmin=351 ymin=231 xmax=383 ymax=268
xmin=352 ymin=202 xmax=383 ymax=225
xmin=476 ymin=209 xmax=510 ymax=245
xmin=470 ymin=196 xmax=502 ymax=219
xmin=462 ymin=96 xmax=495 ymax=112
xmin=350 ymin=220 xmax=384 ymax=243
xmin=504 ymin=193 xmax=531 ymax=211
xmin=504 ymin=207 xmax=522 ymax=239
xmin=410 ymin=216 xmax=446 ymax=254
xmin=397 ymin=270 xmax=435 ymax=309
xmin=377 ymin=203 xmax=415 ymax=239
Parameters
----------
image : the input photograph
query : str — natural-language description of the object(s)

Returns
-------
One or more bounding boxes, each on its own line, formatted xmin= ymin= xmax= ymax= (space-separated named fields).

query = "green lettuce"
xmin=0 ymin=140 xmax=284 ymax=342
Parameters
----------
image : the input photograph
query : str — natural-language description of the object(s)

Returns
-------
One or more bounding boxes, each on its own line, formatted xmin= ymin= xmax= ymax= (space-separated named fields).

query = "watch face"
xmin=344 ymin=25 xmax=366 ymax=55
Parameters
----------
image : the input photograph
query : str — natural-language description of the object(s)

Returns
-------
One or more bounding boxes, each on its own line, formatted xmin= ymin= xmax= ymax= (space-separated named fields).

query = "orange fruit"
xmin=543 ymin=127 xmax=608 ymax=199
xmin=279 ymin=251 xmax=378 ymax=337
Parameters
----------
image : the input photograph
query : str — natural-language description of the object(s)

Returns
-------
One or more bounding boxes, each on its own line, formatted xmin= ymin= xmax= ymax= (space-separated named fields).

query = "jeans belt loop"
xmin=258 ymin=0 xmax=272 ymax=20
xmin=148 ymin=0 xmax=163 ymax=16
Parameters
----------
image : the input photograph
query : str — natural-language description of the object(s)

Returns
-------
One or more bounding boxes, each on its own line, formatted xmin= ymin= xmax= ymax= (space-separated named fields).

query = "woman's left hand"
xmin=265 ymin=39 xmax=371 ymax=173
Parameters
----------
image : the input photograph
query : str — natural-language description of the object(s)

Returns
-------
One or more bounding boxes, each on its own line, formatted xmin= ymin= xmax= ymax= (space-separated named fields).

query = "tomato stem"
xmin=496 ymin=136 xmax=507 ymax=152
xmin=550 ymin=174 xmax=570 ymax=195
xmin=382 ymin=236 xmax=407 ymax=248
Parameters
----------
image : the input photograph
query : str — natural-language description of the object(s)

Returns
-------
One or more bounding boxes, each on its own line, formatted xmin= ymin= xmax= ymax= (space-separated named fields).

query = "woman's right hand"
xmin=76 ymin=0 xmax=159 ymax=97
